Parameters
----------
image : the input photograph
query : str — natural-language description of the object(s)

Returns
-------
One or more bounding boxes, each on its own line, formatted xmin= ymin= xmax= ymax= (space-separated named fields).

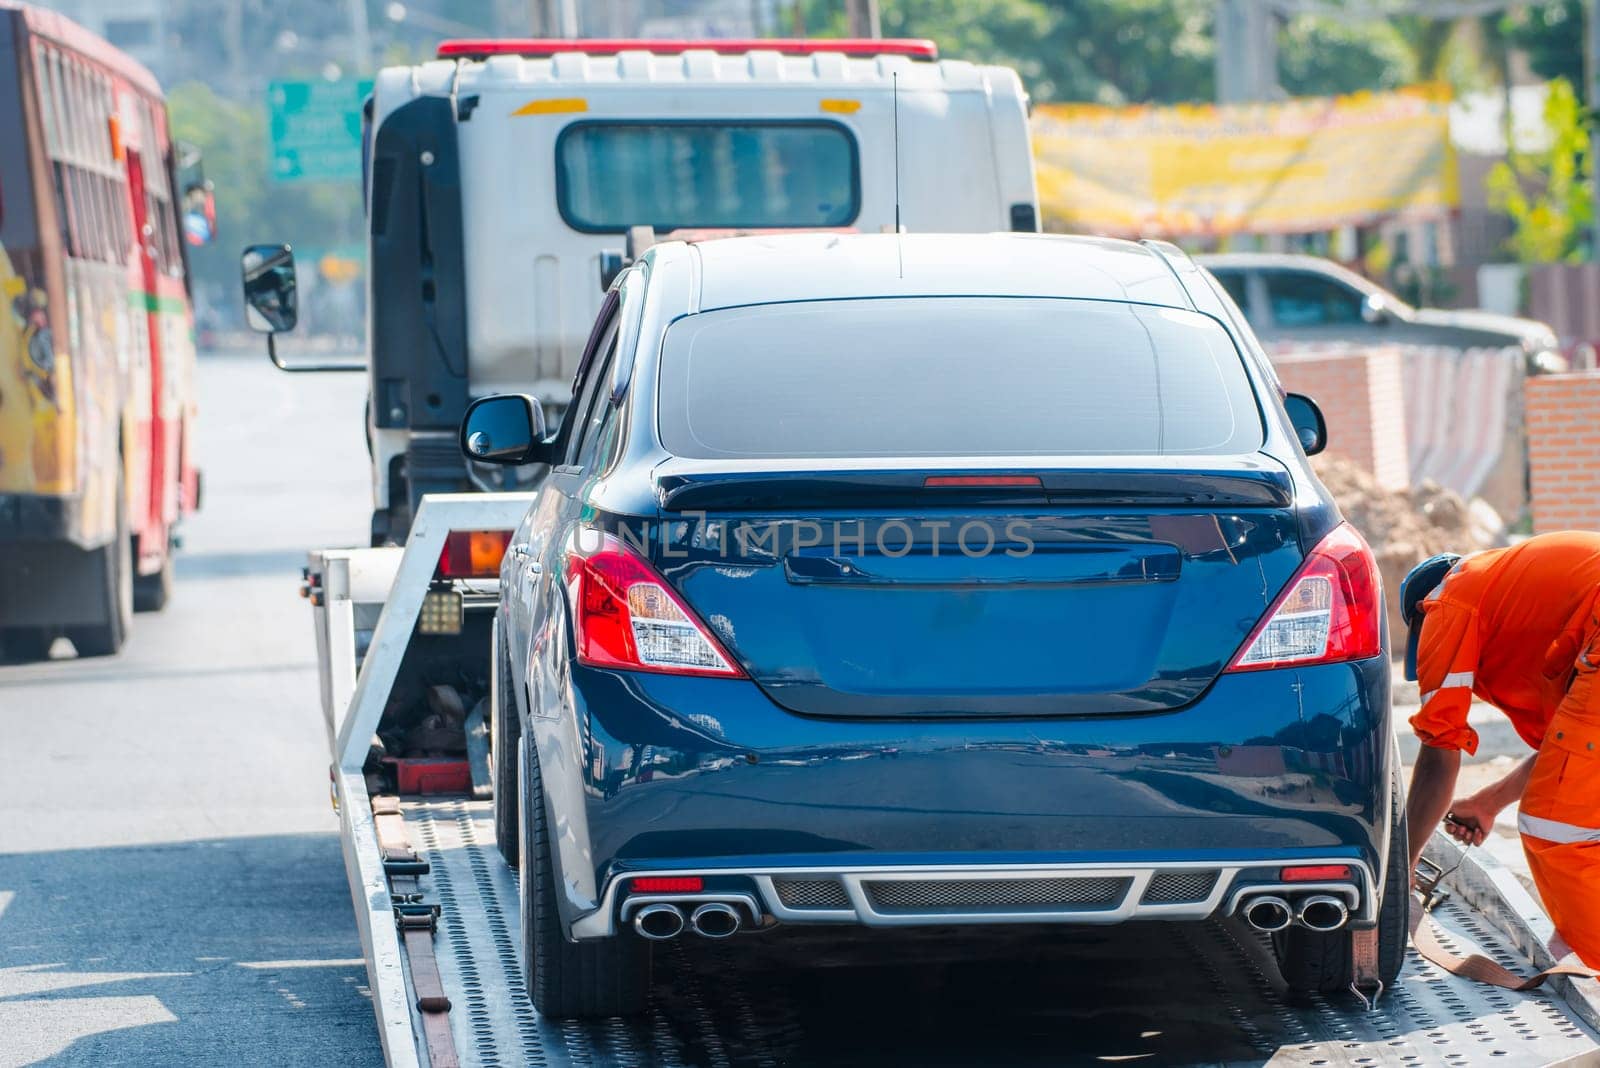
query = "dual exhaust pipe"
xmin=633 ymin=901 xmax=742 ymax=941
xmin=1239 ymin=893 xmax=1349 ymax=933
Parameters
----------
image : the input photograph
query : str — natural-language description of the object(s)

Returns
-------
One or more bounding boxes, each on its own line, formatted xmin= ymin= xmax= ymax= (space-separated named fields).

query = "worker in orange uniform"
xmin=1401 ymin=531 xmax=1600 ymax=967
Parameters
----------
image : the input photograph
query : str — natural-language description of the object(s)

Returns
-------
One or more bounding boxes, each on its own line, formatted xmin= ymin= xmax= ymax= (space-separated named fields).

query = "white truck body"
xmin=362 ymin=43 xmax=1037 ymax=541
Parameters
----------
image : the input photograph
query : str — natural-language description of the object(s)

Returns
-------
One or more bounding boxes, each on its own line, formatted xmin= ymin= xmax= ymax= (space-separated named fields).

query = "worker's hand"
xmin=1443 ymin=794 xmax=1501 ymax=847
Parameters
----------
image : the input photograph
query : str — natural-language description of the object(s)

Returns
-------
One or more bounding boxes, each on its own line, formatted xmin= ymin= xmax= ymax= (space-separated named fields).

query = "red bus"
xmin=0 ymin=3 xmax=209 ymax=658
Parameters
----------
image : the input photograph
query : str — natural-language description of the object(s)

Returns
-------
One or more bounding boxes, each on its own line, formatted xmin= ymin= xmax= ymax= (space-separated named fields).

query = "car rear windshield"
xmin=656 ymin=298 xmax=1265 ymax=458
xmin=557 ymin=121 xmax=858 ymax=233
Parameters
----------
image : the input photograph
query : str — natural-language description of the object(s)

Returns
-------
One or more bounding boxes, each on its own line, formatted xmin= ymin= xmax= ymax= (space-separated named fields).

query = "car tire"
xmin=519 ymin=734 xmax=650 ymax=1018
xmin=1273 ymin=781 xmax=1409 ymax=997
xmin=133 ymin=533 xmax=174 ymax=613
xmin=493 ymin=630 xmax=521 ymax=867
xmin=69 ymin=483 xmax=132 ymax=658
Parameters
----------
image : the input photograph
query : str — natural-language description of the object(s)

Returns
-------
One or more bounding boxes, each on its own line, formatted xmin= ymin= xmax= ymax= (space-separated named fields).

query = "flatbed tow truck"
xmin=306 ymin=494 xmax=1600 ymax=1068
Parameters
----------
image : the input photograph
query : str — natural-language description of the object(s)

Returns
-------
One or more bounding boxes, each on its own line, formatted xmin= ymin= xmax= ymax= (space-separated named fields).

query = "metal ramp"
xmin=400 ymin=799 xmax=1600 ymax=1068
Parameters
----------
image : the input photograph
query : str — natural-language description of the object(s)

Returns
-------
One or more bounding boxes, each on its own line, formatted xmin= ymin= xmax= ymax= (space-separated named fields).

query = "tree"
xmin=1495 ymin=0 xmax=1583 ymax=87
xmin=796 ymin=0 xmax=1420 ymax=105
xmin=167 ymin=82 xmax=362 ymax=322
xmin=1485 ymin=78 xmax=1594 ymax=263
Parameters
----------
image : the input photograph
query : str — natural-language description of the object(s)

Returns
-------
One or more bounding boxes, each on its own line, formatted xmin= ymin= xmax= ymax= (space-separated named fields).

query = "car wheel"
xmin=1273 ymin=781 xmax=1409 ymax=997
xmin=519 ymin=734 xmax=650 ymax=1018
xmin=493 ymin=630 xmax=521 ymax=866
xmin=69 ymin=483 xmax=132 ymax=658
xmin=133 ymin=532 xmax=174 ymax=613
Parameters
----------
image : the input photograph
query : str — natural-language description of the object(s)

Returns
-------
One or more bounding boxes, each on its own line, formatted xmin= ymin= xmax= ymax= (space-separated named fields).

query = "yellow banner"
xmin=1032 ymin=84 xmax=1458 ymax=238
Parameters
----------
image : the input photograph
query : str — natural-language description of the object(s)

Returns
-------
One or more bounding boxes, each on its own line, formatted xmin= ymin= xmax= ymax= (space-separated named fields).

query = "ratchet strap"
xmin=1409 ymin=902 xmax=1599 ymax=990
xmin=1410 ymin=859 xmax=1599 ymax=991
xmin=373 ymin=795 xmax=460 ymax=1068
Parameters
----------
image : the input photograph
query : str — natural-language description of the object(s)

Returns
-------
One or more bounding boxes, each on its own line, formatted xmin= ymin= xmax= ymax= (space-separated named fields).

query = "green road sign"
xmin=268 ymin=78 xmax=372 ymax=183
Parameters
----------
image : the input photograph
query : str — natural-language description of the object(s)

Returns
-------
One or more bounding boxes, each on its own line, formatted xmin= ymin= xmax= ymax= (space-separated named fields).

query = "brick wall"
xmin=1273 ymin=346 xmax=1411 ymax=491
xmin=1527 ymin=371 xmax=1600 ymax=532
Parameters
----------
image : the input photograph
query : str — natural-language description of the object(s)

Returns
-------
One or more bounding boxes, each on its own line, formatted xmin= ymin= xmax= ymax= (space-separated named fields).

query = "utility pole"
xmin=846 ymin=0 xmax=881 ymax=38
xmin=1215 ymin=0 xmax=1282 ymax=249
xmin=346 ymin=0 xmax=371 ymax=73
xmin=530 ymin=0 xmax=579 ymax=36
xmin=1214 ymin=0 xmax=1279 ymax=105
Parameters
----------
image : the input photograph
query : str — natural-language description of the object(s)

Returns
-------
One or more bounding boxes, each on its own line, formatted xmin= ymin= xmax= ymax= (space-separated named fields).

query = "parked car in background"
xmin=460 ymin=232 xmax=1408 ymax=1019
xmin=1197 ymin=252 xmax=1562 ymax=370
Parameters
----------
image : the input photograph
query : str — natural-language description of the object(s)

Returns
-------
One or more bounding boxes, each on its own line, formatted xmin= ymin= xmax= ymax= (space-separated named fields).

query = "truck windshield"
xmin=656 ymin=298 xmax=1265 ymax=459
xmin=557 ymin=121 xmax=858 ymax=233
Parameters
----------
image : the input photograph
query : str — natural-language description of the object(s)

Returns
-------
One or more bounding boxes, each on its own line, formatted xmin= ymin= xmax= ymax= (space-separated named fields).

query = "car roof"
xmin=1192 ymin=252 xmax=1392 ymax=296
xmin=670 ymin=233 xmax=1195 ymax=312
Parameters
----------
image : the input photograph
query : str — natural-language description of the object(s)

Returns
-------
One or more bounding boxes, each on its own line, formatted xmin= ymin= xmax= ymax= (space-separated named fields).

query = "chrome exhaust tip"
xmin=1241 ymin=895 xmax=1293 ymax=933
xmin=633 ymin=903 xmax=685 ymax=940
xmin=689 ymin=902 xmax=741 ymax=939
xmin=1296 ymin=894 xmax=1349 ymax=932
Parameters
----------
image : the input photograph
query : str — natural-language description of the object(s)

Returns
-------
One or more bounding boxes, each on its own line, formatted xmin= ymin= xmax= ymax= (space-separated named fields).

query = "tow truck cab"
xmin=354 ymin=37 xmax=1037 ymax=544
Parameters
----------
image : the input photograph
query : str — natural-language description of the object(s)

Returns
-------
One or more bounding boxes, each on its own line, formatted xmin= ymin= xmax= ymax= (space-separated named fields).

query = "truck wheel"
xmin=68 ymin=488 xmax=132 ymax=658
xmin=519 ymin=735 xmax=649 ymax=1018
xmin=493 ymin=631 xmax=521 ymax=866
xmin=133 ymin=534 xmax=174 ymax=612
xmin=1274 ymin=782 xmax=1409 ymax=997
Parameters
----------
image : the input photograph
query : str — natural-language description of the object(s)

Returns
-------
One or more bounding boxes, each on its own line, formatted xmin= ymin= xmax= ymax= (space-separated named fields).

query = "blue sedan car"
xmin=461 ymin=232 xmax=1407 ymax=1018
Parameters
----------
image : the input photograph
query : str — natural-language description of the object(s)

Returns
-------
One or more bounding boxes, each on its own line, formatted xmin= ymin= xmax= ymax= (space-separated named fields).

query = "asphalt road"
xmin=0 ymin=353 xmax=381 ymax=1067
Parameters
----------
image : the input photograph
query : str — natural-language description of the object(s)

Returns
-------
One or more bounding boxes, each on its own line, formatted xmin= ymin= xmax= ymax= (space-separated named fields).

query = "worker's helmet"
xmin=1400 ymin=552 xmax=1462 ymax=681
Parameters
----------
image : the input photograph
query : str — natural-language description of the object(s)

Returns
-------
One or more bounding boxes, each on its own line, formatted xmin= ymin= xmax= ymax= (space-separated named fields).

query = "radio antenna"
xmin=892 ymin=71 xmax=902 ymax=235
xmin=892 ymin=71 xmax=904 ymax=278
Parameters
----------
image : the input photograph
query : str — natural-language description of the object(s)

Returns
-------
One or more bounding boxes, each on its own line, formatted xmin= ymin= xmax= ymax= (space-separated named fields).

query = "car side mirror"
xmin=1360 ymin=292 xmax=1388 ymax=326
xmin=460 ymin=394 xmax=548 ymax=465
xmin=240 ymin=243 xmax=298 ymax=333
xmin=1284 ymin=393 xmax=1327 ymax=456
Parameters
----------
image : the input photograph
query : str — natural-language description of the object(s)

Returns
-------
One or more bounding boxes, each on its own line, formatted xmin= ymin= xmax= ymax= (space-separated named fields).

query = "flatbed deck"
xmin=392 ymin=797 xmax=1599 ymax=1068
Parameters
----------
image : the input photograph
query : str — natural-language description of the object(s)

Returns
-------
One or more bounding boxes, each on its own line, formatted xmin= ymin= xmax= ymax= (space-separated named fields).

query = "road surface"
xmin=0 ymin=353 xmax=381 ymax=1066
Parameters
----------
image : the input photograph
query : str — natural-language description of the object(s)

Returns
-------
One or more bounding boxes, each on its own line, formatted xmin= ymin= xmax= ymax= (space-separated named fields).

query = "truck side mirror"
xmin=240 ymin=243 xmax=298 ymax=333
xmin=1284 ymin=393 xmax=1327 ymax=455
xmin=460 ymin=394 xmax=548 ymax=465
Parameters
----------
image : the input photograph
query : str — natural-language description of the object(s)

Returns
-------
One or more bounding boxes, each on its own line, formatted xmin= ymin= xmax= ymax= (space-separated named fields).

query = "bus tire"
xmin=69 ymin=479 xmax=132 ymax=658
xmin=133 ymin=533 xmax=174 ymax=612
xmin=2 ymin=628 xmax=57 ymax=662
xmin=519 ymin=734 xmax=649 ymax=1018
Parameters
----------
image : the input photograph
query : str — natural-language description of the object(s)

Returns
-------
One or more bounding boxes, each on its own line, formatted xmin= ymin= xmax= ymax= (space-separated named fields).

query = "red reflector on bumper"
xmin=631 ymin=876 xmax=703 ymax=893
xmin=1281 ymin=864 xmax=1352 ymax=882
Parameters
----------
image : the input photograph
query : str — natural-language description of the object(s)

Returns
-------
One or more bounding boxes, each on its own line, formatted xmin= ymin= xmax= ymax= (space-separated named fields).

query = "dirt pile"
xmin=1312 ymin=455 xmax=1489 ymax=652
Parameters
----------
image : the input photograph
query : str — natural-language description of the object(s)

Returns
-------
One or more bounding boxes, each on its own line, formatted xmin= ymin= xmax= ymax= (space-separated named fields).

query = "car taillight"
xmin=1227 ymin=522 xmax=1381 ymax=671
xmin=436 ymin=530 xmax=512 ymax=579
xmin=567 ymin=531 xmax=744 ymax=678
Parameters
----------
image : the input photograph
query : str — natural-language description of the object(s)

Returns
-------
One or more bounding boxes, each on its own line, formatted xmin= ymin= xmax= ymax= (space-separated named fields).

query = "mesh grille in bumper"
xmin=1140 ymin=871 xmax=1219 ymax=905
xmin=864 ymin=876 xmax=1131 ymax=913
xmin=773 ymin=879 xmax=851 ymax=910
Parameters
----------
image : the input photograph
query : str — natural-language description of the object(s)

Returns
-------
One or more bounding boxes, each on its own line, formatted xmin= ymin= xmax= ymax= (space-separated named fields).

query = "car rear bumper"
xmin=540 ymin=655 xmax=1394 ymax=937
xmin=573 ymin=853 xmax=1377 ymax=938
